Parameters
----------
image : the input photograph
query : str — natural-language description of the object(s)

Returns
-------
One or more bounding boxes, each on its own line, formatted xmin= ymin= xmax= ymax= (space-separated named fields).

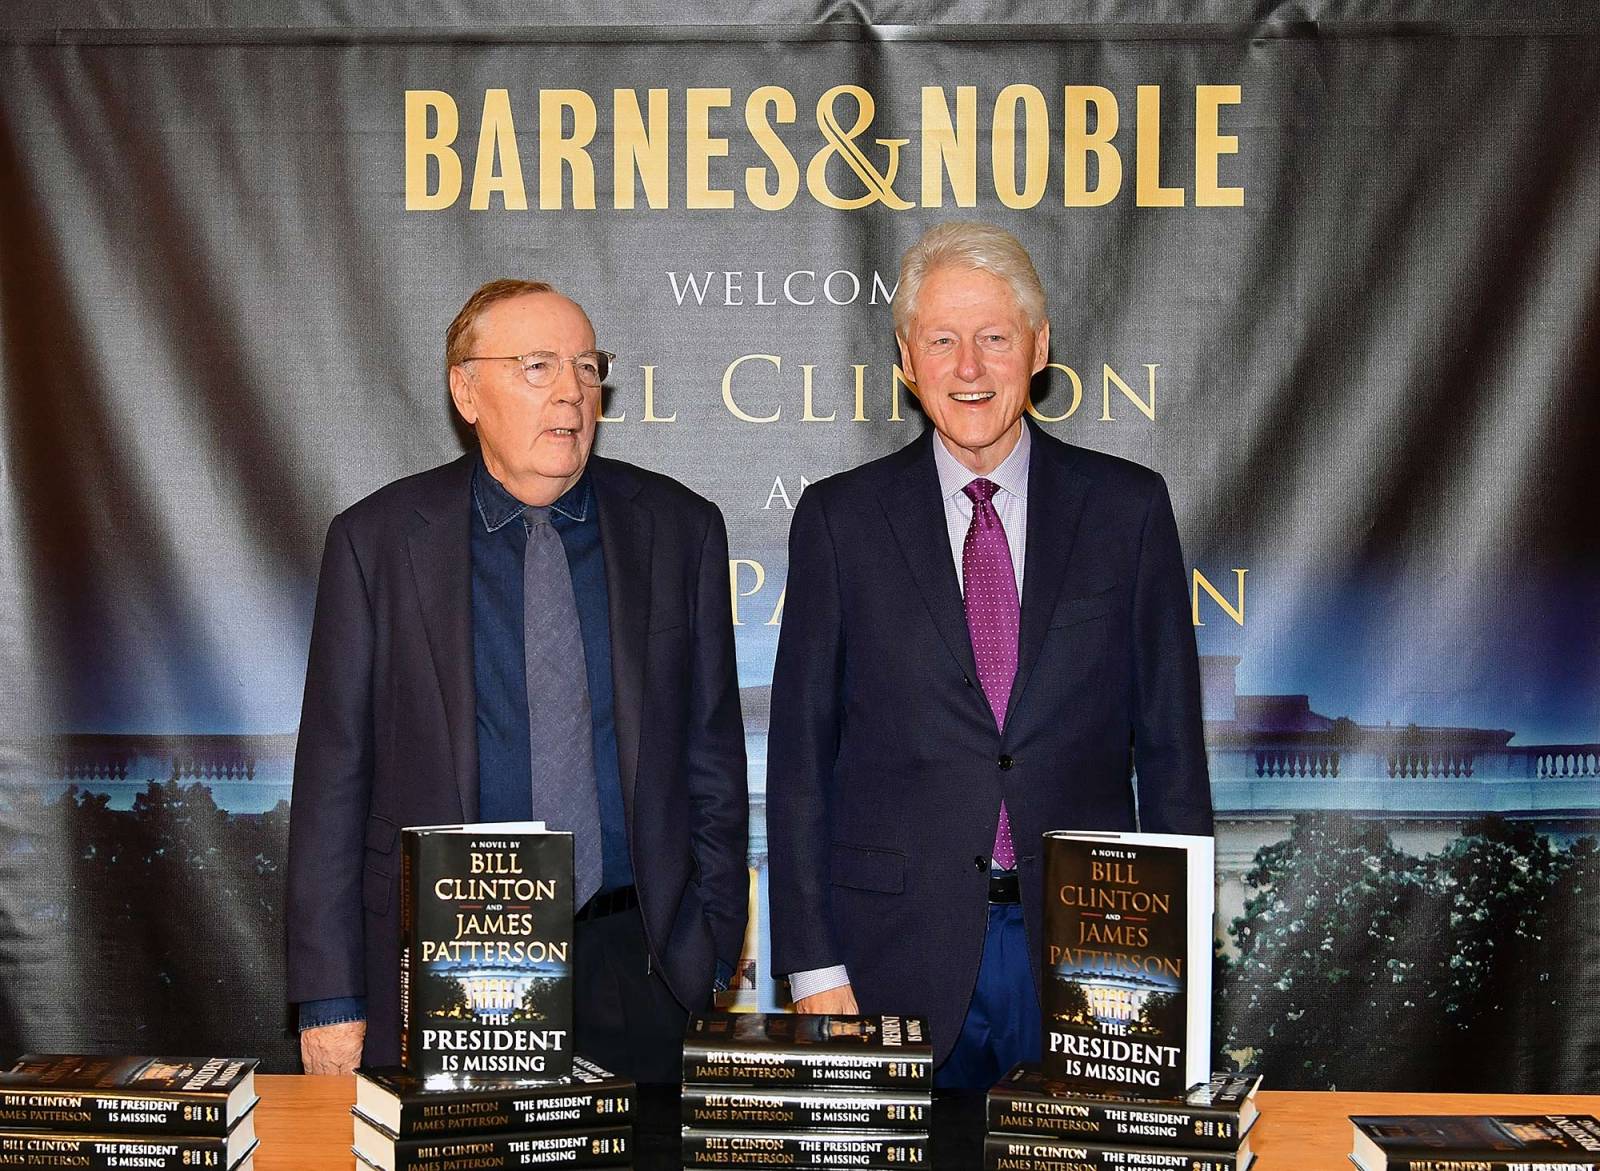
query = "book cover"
xmin=1350 ymin=1114 xmax=1600 ymax=1169
xmin=354 ymin=1055 xmax=631 ymax=1137
xmin=983 ymin=1133 xmax=1253 ymax=1171
xmin=399 ymin=821 xmax=574 ymax=1085
xmin=681 ymin=1127 xmax=928 ymax=1168
xmin=351 ymin=1113 xmax=630 ymax=1171
xmin=0 ymin=1055 xmax=258 ymax=1137
xmin=681 ymin=1084 xmax=931 ymax=1130
xmin=0 ymin=1128 xmax=257 ymax=1170
xmin=682 ymin=1013 xmax=933 ymax=1090
xmin=988 ymin=1062 xmax=1259 ymax=1149
xmin=1040 ymin=831 xmax=1214 ymax=1095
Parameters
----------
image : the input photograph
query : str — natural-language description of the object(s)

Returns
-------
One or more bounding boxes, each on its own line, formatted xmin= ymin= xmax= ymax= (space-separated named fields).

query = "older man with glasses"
xmin=287 ymin=279 xmax=748 ymax=1082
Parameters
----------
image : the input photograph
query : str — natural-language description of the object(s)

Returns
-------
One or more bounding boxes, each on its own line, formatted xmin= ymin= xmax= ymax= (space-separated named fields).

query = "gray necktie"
xmin=522 ymin=506 xmax=603 ymax=909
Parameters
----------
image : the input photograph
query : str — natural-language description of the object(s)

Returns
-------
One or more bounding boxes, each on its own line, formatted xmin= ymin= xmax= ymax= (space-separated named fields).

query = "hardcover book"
xmin=0 ymin=1054 xmax=258 ymax=1136
xmin=399 ymin=821 xmax=574 ymax=1085
xmin=1040 ymin=830 xmax=1215 ymax=1095
xmin=1349 ymin=1114 xmax=1600 ymax=1169
xmin=351 ymin=1113 xmax=630 ymax=1171
xmin=681 ymin=1127 xmax=929 ymax=1168
xmin=0 ymin=1128 xmax=257 ymax=1170
xmin=681 ymin=1084 xmax=931 ymax=1131
xmin=682 ymin=1013 xmax=933 ymax=1090
xmin=988 ymin=1062 xmax=1259 ymax=1149
xmin=354 ymin=1055 xmax=632 ymax=1137
xmin=983 ymin=1133 xmax=1253 ymax=1171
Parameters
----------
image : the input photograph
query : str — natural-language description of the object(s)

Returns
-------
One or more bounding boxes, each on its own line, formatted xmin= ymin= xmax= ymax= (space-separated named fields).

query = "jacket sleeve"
xmin=766 ymin=488 xmax=847 ymax=975
xmin=1130 ymin=475 xmax=1214 ymax=836
xmin=285 ymin=512 xmax=376 ymax=1002
xmin=685 ymin=504 xmax=751 ymax=969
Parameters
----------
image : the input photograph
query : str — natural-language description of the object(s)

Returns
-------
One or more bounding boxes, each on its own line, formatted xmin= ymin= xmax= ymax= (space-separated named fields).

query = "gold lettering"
xmin=1192 ymin=568 xmax=1247 ymax=627
xmin=641 ymin=364 xmax=676 ymax=422
xmin=538 ymin=89 xmax=596 ymax=210
xmin=851 ymin=364 xmax=870 ymax=422
xmin=745 ymin=86 xmax=800 ymax=211
xmin=1064 ymin=86 xmax=1119 ymax=207
xmin=920 ymin=86 xmax=978 ymax=208
xmin=406 ymin=90 xmax=462 ymax=210
xmin=687 ymin=88 xmax=735 ymax=209
xmin=890 ymin=365 xmax=914 ymax=422
xmin=613 ymin=88 xmax=669 ymax=210
xmin=722 ymin=354 xmax=782 ymax=423
xmin=800 ymin=365 xmax=836 ymax=422
xmin=1100 ymin=363 xmax=1157 ymax=421
xmin=470 ymin=89 xmax=527 ymax=211
xmin=1135 ymin=86 xmax=1184 ymax=207
xmin=993 ymin=84 xmax=1049 ymax=209
xmin=729 ymin=559 xmax=765 ymax=627
xmin=1028 ymin=363 xmax=1084 ymax=423
xmin=1195 ymin=84 xmax=1244 ymax=207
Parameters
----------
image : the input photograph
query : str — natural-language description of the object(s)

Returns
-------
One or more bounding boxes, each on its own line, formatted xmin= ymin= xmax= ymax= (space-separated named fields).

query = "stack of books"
xmin=351 ymin=1056 xmax=635 ymax=1171
xmin=350 ymin=823 xmax=633 ymax=1170
xmin=0 ymin=1054 xmax=260 ymax=1170
xmin=680 ymin=1011 xmax=933 ymax=1168
xmin=985 ymin=1063 xmax=1260 ymax=1171
xmin=996 ymin=829 xmax=1249 ymax=1168
xmin=1349 ymin=1113 xmax=1600 ymax=1169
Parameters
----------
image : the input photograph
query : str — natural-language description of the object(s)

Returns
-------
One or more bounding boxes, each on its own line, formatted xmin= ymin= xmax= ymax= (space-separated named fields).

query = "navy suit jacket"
xmin=767 ymin=422 xmax=1212 ymax=1064
xmin=285 ymin=452 xmax=748 ymax=1066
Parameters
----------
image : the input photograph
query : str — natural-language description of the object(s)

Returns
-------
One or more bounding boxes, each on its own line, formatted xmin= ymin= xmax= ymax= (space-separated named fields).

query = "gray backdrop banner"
xmin=1 ymin=8 xmax=1597 ymax=1087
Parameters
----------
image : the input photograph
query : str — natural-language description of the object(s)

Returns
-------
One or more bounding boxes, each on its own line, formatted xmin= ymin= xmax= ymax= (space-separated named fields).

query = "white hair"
xmin=893 ymin=221 xmax=1047 ymax=336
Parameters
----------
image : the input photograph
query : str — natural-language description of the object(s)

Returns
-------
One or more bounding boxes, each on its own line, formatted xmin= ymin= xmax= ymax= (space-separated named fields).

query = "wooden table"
xmin=254 ymin=1075 xmax=1600 ymax=1170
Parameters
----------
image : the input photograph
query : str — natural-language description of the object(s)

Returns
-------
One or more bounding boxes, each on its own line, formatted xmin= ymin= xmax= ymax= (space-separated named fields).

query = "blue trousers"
xmin=935 ymin=901 xmax=1043 ymax=1090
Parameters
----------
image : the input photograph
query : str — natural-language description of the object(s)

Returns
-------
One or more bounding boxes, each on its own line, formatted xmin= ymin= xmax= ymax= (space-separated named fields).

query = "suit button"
xmin=999 ymin=754 xmax=1014 ymax=770
xmin=974 ymin=855 xmax=988 ymax=871
xmin=963 ymin=675 xmax=974 ymax=688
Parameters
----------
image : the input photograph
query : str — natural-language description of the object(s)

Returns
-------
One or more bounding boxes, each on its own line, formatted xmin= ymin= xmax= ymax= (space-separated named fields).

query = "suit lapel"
xmin=406 ymin=454 xmax=478 ymax=821
xmin=1011 ymin=426 xmax=1092 ymax=719
xmin=881 ymin=433 xmax=981 ymax=687
xmin=593 ymin=459 xmax=652 ymax=820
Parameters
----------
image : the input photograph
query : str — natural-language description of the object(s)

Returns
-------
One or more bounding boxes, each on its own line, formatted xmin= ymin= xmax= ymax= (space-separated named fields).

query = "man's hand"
xmin=794 ymin=984 xmax=859 ymax=1015
xmin=300 ymin=1020 xmax=366 ymax=1075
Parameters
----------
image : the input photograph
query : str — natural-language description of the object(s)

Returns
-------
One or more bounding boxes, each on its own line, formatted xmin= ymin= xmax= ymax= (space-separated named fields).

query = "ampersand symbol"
xmin=806 ymin=85 xmax=914 ymax=210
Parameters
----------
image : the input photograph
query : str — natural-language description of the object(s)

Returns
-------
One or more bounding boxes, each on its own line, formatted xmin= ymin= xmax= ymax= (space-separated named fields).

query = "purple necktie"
xmin=962 ymin=478 xmax=1019 ymax=872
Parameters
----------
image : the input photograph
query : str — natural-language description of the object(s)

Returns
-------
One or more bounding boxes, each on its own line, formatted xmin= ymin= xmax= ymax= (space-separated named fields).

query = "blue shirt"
xmin=469 ymin=457 xmax=631 ymax=892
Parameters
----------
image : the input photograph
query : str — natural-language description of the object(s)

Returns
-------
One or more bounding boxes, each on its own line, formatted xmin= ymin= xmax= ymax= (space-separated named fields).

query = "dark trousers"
xmin=935 ymin=901 xmax=1042 ymax=1090
xmin=573 ymin=904 xmax=698 ymax=1084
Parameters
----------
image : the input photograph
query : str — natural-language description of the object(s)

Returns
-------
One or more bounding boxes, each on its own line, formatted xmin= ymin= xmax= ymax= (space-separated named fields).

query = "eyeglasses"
xmin=459 ymin=349 xmax=615 ymax=388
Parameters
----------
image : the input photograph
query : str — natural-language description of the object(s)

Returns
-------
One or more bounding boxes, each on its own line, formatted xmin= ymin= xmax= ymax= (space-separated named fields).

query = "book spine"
xmin=983 ymin=1134 xmax=1244 ymax=1171
xmin=0 ymin=1092 xmax=232 ymax=1136
xmin=0 ymin=1133 xmax=236 ymax=1169
xmin=392 ymin=1124 xmax=630 ymax=1170
xmin=399 ymin=830 xmax=417 ymax=1072
xmin=1396 ymin=1162 xmax=1600 ymax=1170
xmin=681 ymin=1129 xmax=929 ymax=1168
xmin=681 ymin=1086 xmax=930 ymax=1130
xmin=986 ymin=1095 xmax=1240 ymax=1149
xmin=395 ymin=1085 xmax=634 ymax=1137
xmin=682 ymin=1046 xmax=933 ymax=1090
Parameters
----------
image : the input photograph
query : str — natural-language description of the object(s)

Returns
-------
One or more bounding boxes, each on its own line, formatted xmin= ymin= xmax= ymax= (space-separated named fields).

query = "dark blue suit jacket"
xmin=767 ymin=423 xmax=1212 ymax=1064
xmin=285 ymin=452 xmax=748 ymax=1066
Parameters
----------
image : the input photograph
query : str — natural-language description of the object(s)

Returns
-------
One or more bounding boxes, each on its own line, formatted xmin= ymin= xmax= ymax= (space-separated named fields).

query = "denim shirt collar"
xmin=472 ymin=452 xmax=592 ymax=533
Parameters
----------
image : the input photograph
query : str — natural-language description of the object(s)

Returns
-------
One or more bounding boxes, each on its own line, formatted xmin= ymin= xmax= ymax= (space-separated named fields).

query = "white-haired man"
xmin=767 ymin=222 xmax=1212 ymax=1088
